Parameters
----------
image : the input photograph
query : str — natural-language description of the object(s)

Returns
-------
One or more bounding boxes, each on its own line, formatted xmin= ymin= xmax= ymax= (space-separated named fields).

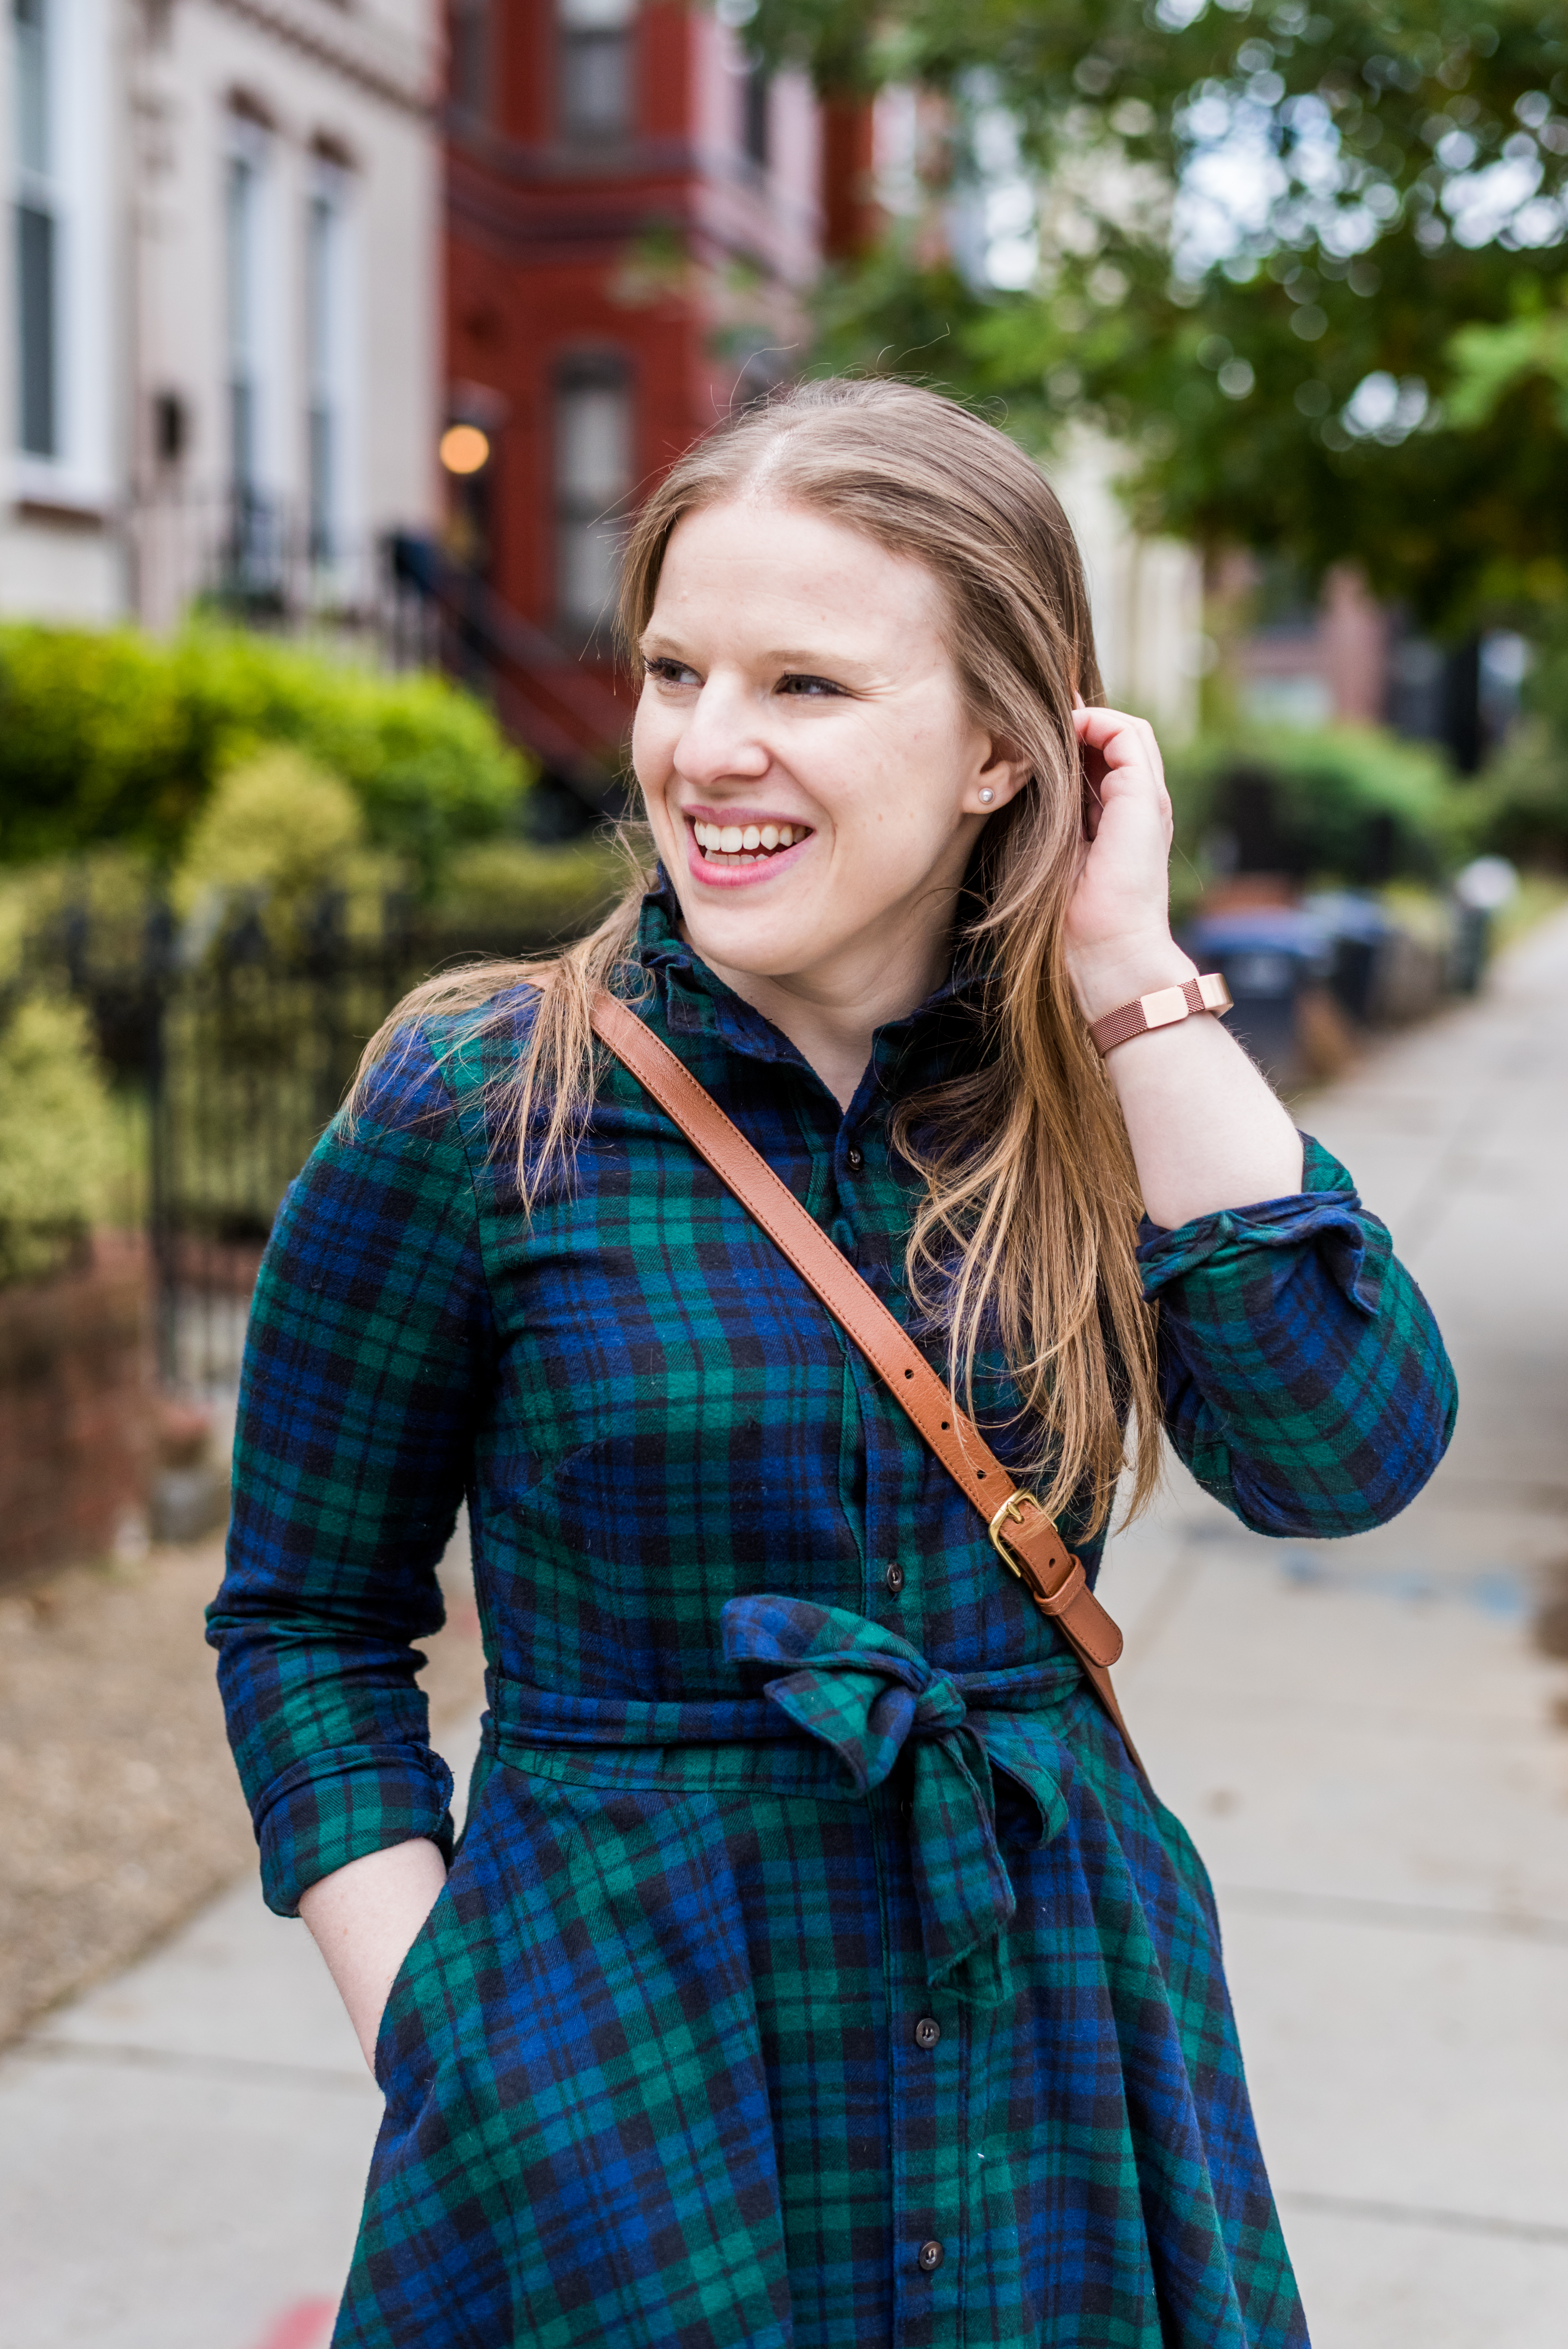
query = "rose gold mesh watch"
xmin=1088 ymin=972 xmax=1234 ymax=1057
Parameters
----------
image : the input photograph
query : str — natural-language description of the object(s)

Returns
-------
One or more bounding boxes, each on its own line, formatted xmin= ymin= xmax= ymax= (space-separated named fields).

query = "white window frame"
xmin=557 ymin=0 xmax=637 ymax=146
xmin=553 ymin=355 xmax=632 ymax=638
xmin=223 ymin=111 xmax=285 ymax=582
xmin=10 ymin=0 xmax=113 ymax=508
xmin=303 ymin=153 xmax=359 ymax=590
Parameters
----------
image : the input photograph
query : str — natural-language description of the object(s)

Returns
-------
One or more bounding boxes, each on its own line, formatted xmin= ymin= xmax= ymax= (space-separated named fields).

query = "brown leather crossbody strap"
xmin=590 ymin=992 xmax=1143 ymax=1775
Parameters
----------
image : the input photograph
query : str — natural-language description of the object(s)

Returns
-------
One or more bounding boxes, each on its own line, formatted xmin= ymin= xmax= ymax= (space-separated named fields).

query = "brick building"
xmin=435 ymin=0 xmax=874 ymax=801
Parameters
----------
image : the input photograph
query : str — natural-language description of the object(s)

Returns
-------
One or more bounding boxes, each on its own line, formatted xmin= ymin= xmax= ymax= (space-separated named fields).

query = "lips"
xmin=683 ymin=811 xmax=815 ymax=885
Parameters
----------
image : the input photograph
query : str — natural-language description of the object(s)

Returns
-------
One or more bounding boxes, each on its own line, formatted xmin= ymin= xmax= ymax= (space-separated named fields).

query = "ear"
xmin=962 ymin=734 xmax=1033 ymax=818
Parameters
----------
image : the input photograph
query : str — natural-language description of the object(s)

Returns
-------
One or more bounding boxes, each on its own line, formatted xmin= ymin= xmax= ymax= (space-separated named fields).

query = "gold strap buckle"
xmin=987 ymin=1490 xmax=1040 ymax=1574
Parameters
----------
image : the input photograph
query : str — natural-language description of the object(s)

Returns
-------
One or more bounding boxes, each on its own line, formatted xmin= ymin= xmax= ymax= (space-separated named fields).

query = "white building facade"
xmin=0 ymin=0 xmax=442 ymax=630
xmin=1051 ymin=430 xmax=1205 ymax=742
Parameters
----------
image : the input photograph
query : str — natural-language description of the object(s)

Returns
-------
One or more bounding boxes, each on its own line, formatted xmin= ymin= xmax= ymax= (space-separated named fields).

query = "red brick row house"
xmin=435 ymin=0 xmax=874 ymax=803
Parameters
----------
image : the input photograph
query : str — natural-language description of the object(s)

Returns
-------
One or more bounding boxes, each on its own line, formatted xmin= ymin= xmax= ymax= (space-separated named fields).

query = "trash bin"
xmin=1182 ymin=908 xmax=1330 ymax=1084
xmin=1301 ymin=891 xmax=1394 ymax=1025
xmin=1450 ymin=856 xmax=1518 ymax=996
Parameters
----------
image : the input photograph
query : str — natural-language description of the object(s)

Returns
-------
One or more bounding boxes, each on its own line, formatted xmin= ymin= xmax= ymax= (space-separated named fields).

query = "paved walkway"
xmin=3 ymin=916 xmax=1567 ymax=2349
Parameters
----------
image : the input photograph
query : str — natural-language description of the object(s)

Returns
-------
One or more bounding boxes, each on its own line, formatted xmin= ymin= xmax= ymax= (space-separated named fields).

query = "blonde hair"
xmin=355 ymin=379 xmax=1160 ymax=1530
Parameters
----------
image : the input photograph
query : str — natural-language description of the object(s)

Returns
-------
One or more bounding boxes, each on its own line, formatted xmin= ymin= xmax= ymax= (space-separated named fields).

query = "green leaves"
xmin=788 ymin=0 xmax=1568 ymax=629
xmin=0 ymin=626 xmax=531 ymax=891
xmin=1447 ymin=283 xmax=1568 ymax=430
xmin=0 ymin=995 xmax=118 ymax=1280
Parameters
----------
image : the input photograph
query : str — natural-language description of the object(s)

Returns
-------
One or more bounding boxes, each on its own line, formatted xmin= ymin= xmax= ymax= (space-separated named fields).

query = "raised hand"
xmin=1063 ymin=700 xmax=1195 ymax=1024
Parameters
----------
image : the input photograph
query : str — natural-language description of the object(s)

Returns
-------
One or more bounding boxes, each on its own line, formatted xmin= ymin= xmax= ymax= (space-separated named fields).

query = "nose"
xmin=673 ymin=671 xmax=771 ymax=792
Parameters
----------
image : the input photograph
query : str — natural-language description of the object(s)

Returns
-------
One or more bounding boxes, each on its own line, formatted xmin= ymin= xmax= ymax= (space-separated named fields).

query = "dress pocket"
xmin=372 ymin=1861 xmax=456 ymax=2095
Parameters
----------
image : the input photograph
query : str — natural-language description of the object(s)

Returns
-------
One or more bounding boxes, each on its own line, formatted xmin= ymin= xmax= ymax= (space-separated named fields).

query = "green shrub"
xmin=0 ymin=624 xmax=530 ymax=890
xmin=174 ymin=747 xmax=402 ymax=950
xmin=1467 ymin=718 xmax=1568 ymax=868
xmin=430 ymin=838 xmax=626 ymax=948
xmin=0 ymin=993 xmax=118 ymax=1284
xmin=1164 ymin=725 xmax=1473 ymax=908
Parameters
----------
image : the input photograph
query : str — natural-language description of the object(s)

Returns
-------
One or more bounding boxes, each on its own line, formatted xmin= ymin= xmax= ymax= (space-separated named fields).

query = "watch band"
xmin=1088 ymin=971 xmax=1233 ymax=1057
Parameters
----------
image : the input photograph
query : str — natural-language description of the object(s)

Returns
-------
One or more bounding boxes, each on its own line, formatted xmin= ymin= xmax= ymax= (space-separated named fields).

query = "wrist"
xmin=1066 ymin=935 xmax=1198 ymax=1026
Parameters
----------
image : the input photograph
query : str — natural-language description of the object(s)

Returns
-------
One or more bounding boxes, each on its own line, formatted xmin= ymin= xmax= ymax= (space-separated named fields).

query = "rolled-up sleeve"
xmin=206 ymin=1029 xmax=494 ymax=1915
xmin=1138 ymin=1135 xmax=1456 ymax=1538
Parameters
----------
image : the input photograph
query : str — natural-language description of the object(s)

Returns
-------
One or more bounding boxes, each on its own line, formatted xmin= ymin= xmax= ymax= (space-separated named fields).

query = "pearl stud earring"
xmin=979 ymin=788 xmax=995 ymax=804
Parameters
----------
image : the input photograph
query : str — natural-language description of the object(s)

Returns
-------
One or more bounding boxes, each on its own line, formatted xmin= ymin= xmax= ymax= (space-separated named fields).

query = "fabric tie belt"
xmin=487 ymin=1597 xmax=1093 ymax=2005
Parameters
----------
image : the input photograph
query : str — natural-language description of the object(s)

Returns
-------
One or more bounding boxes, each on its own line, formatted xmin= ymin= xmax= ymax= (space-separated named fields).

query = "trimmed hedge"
xmin=0 ymin=624 xmax=530 ymax=890
xmin=1164 ymin=725 xmax=1471 ymax=908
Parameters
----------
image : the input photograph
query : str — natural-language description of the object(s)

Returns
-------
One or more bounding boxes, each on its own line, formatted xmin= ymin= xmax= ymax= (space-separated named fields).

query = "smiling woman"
xmin=208 ymin=379 xmax=1456 ymax=2349
xmin=631 ymin=498 xmax=1028 ymax=1107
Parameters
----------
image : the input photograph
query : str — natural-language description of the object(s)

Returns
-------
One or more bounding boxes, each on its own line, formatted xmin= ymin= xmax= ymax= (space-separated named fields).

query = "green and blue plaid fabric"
xmin=210 ymin=889 xmax=1455 ymax=2348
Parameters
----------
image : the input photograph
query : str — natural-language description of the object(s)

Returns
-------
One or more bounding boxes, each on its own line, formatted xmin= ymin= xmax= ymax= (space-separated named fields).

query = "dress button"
xmin=914 ymin=2016 xmax=941 ymax=2050
xmin=917 ymin=2240 xmax=945 ymax=2274
xmin=846 ymin=1146 xmax=863 ymax=1169
xmin=884 ymin=1562 xmax=905 ymax=1596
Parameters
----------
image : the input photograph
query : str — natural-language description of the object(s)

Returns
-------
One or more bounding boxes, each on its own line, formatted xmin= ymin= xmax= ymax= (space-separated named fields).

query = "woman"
xmin=210 ymin=380 xmax=1455 ymax=2349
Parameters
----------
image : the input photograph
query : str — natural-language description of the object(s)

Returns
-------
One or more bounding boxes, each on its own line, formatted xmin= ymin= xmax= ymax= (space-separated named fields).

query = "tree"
xmin=748 ymin=0 xmax=1568 ymax=632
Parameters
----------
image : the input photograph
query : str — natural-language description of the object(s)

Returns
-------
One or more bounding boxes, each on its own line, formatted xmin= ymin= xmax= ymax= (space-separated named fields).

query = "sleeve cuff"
xmin=253 ymin=1743 xmax=456 ymax=1918
xmin=1137 ymin=1134 xmax=1390 ymax=1317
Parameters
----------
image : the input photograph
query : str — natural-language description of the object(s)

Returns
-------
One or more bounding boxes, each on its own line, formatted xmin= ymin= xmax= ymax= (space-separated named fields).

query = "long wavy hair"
xmin=354 ymin=379 xmax=1160 ymax=1530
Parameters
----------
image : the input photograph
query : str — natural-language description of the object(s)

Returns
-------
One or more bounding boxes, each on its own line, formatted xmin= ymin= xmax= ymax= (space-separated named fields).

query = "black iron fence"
xmin=26 ymin=890 xmax=556 ymax=1400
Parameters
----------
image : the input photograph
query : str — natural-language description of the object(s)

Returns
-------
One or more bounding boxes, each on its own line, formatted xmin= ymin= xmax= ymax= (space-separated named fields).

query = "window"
xmin=13 ymin=0 xmax=57 ymax=456
xmin=558 ymin=0 xmax=635 ymax=144
xmin=223 ymin=115 xmax=277 ymax=589
xmin=742 ymin=62 xmax=770 ymax=171
xmin=225 ymin=147 xmax=260 ymax=500
xmin=450 ymin=0 xmax=491 ymax=117
xmin=554 ymin=359 xmax=631 ymax=636
xmin=305 ymin=162 xmax=353 ymax=567
xmin=9 ymin=0 xmax=111 ymax=499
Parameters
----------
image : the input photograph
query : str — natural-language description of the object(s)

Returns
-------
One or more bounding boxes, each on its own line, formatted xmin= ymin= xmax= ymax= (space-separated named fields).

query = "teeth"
xmin=692 ymin=819 xmax=807 ymax=858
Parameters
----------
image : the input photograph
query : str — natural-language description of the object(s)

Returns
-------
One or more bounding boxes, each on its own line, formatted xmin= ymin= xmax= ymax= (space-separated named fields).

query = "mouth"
xmin=683 ymin=812 xmax=815 ymax=885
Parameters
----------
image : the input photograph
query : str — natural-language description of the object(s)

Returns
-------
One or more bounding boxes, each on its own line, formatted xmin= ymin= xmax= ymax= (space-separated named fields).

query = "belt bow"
xmin=721 ymin=1596 xmax=1081 ymax=2004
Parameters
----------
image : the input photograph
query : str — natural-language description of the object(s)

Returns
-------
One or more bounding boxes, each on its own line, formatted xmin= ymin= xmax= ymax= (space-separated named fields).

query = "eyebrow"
xmin=639 ymin=635 xmax=858 ymax=672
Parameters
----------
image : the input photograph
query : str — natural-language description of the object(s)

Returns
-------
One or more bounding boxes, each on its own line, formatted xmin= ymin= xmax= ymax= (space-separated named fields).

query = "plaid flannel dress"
xmin=209 ymin=890 xmax=1456 ymax=2349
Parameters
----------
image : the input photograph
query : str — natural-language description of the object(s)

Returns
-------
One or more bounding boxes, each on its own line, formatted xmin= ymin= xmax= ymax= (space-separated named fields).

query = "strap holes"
xmin=976 ymin=1469 xmax=986 ymax=1480
xmin=940 ymin=1420 xmax=949 ymax=1430
xmin=904 ymin=1368 xmax=914 ymax=1380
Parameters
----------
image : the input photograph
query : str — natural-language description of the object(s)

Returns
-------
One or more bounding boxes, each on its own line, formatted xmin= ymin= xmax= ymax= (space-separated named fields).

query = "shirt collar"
xmin=633 ymin=874 xmax=987 ymax=1106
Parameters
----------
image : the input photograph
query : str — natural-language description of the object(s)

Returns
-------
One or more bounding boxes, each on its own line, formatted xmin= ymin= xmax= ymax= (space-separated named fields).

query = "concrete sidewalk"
xmin=3 ymin=919 xmax=1567 ymax=2349
xmin=1101 ymin=905 xmax=1568 ymax=2345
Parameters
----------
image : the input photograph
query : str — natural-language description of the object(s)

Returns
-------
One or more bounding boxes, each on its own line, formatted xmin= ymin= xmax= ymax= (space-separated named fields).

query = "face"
xmin=632 ymin=499 xmax=1028 ymax=1007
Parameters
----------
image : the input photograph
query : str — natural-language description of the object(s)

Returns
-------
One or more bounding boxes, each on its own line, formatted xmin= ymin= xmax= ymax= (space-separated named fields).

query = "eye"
xmin=776 ymin=672 xmax=845 ymax=698
xmin=644 ymin=656 xmax=700 ymax=687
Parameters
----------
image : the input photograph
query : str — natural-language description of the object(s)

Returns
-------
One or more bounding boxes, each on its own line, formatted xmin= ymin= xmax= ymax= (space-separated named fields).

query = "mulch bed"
xmin=0 ymin=1532 xmax=485 ymax=2048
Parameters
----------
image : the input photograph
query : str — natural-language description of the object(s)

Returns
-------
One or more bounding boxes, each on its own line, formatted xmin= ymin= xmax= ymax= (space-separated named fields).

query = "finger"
xmin=1071 ymin=703 xmax=1138 ymax=748
xmin=1073 ymin=708 xmax=1165 ymax=781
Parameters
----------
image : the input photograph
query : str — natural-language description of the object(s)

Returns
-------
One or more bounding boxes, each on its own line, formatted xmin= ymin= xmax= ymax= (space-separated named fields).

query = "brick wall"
xmin=0 ymin=1236 xmax=154 ymax=1585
